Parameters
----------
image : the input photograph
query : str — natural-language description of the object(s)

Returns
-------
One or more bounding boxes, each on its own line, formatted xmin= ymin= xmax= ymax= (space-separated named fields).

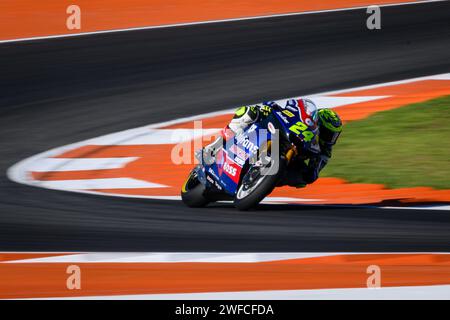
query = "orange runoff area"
xmin=1 ymin=253 xmax=450 ymax=298
xmin=1 ymin=0 xmax=423 ymax=41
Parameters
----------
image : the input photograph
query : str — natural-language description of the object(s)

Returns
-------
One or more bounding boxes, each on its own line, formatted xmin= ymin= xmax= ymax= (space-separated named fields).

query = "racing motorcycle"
xmin=181 ymin=103 xmax=317 ymax=210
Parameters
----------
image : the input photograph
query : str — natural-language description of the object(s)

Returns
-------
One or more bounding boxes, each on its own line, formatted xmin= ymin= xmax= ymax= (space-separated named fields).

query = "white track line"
xmin=2 ymin=252 xmax=340 ymax=263
xmin=35 ymin=178 xmax=167 ymax=190
xmin=28 ymin=157 xmax=138 ymax=172
xmin=0 ymin=1 xmax=445 ymax=44
xmin=3 ymin=251 xmax=449 ymax=263
xmin=37 ymin=285 xmax=450 ymax=300
xmin=382 ymin=205 xmax=450 ymax=211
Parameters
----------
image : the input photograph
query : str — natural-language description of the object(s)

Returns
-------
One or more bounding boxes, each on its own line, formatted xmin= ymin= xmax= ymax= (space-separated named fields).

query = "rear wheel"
xmin=181 ymin=168 xmax=210 ymax=208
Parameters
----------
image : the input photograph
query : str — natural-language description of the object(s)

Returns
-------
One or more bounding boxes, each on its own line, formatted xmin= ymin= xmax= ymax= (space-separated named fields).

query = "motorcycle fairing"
xmin=203 ymin=120 xmax=272 ymax=196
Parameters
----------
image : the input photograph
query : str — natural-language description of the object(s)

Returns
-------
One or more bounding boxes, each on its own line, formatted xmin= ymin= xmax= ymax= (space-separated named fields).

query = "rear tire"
xmin=181 ymin=169 xmax=210 ymax=208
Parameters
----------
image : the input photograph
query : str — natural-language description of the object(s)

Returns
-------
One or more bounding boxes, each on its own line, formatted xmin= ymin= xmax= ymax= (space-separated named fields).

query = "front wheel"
xmin=181 ymin=168 xmax=210 ymax=208
xmin=234 ymin=158 xmax=286 ymax=211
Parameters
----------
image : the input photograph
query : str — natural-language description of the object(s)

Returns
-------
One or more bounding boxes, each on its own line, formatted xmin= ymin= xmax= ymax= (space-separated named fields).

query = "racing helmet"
xmin=318 ymin=108 xmax=342 ymax=145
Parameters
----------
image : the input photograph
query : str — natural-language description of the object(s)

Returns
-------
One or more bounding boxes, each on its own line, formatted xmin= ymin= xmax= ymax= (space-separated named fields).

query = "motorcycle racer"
xmin=201 ymin=99 xmax=342 ymax=188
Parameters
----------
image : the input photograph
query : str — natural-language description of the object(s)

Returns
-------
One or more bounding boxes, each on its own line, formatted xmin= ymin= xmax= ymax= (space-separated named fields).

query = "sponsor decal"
xmin=208 ymin=167 xmax=220 ymax=180
xmin=214 ymin=181 xmax=223 ymax=190
xmin=282 ymin=109 xmax=295 ymax=118
xmin=241 ymin=139 xmax=259 ymax=154
xmin=207 ymin=174 xmax=223 ymax=190
xmin=234 ymin=156 xmax=245 ymax=166
xmin=276 ymin=111 xmax=290 ymax=124
xmin=223 ymin=161 xmax=237 ymax=177
xmin=221 ymin=153 xmax=242 ymax=183
xmin=286 ymin=105 xmax=298 ymax=112
xmin=229 ymin=144 xmax=248 ymax=161
xmin=236 ymin=134 xmax=259 ymax=154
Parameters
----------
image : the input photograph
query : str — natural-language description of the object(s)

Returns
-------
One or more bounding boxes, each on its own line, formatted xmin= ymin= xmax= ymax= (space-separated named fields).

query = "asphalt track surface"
xmin=0 ymin=2 xmax=450 ymax=251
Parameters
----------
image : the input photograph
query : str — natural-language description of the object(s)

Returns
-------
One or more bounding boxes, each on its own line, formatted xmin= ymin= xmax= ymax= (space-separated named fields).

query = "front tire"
xmin=181 ymin=169 xmax=209 ymax=208
xmin=234 ymin=159 xmax=286 ymax=211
